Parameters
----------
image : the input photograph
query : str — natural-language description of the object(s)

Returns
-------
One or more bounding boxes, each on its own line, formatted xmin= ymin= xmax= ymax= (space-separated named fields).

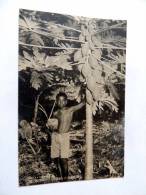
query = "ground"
xmin=19 ymin=119 xmax=124 ymax=186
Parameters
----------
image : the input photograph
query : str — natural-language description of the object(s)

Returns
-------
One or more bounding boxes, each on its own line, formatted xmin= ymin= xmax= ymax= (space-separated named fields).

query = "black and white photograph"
xmin=18 ymin=8 xmax=126 ymax=186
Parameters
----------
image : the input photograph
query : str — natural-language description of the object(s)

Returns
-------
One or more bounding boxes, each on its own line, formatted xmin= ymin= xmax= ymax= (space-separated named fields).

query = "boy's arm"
xmin=70 ymin=102 xmax=85 ymax=113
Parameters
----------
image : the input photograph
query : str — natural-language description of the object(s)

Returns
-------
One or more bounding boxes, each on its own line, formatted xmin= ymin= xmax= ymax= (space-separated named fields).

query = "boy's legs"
xmin=53 ymin=158 xmax=68 ymax=181
xmin=53 ymin=158 xmax=62 ymax=179
xmin=60 ymin=158 xmax=68 ymax=181
xmin=51 ymin=133 xmax=62 ymax=179
xmin=51 ymin=133 xmax=69 ymax=181
xmin=60 ymin=133 xmax=70 ymax=181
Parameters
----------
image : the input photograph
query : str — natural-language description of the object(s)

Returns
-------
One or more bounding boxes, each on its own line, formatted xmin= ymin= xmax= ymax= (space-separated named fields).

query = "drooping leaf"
xmin=79 ymin=34 xmax=85 ymax=42
xmin=74 ymin=49 xmax=82 ymax=62
xmin=86 ymin=89 xmax=93 ymax=105
xmin=86 ymin=77 xmax=96 ymax=93
xmin=23 ymin=51 xmax=32 ymax=61
xmin=92 ymin=101 xmax=98 ymax=115
xmin=81 ymin=43 xmax=89 ymax=56
xmin=106 ymin=82 xmax=120 ymax=100
xmin=30 ymin=71 xmax=43 ymax=90
xmin=88 ymin=54 xmax=98 ymax=69
xmin=29 ymin=33 xmax=44 ymax=46
xmin=92 ymin=49 xmax=102 ymax=60
xmin=81 ymin=63 xmax=92 ymax=78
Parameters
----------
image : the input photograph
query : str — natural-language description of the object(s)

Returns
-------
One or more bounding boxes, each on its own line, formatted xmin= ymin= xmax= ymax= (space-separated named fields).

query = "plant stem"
xmin=33 ymin=91 xmax=42 ymax=123
xmin=38 ymin=103 xmax=48 ymax=119
xmin=95 ymin=45 xmax=126 ymax=50
xmin=49 ymin=100 xmax=56 ymax=119
xmin=95 ymin=21 xmax=126 ymax=34
xmin=85 ymin=98 xmax=93 ymax=180
xmin=19 ymin=41 xmax=125 ymax=50
xmin=20 ymin=26 xmax=84 ymax=43
xmin=25 ymin=137 xmax=36 ymax=155
xmin=98 ymin=59 xmax=125 ymax=78
xmin=55 ymin=23 xmax=81 ymax=33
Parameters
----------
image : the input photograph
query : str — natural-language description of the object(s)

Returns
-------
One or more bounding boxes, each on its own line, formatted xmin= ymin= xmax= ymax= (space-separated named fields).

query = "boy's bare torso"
xmin=54 ymin=108 xmax=73 ymax=133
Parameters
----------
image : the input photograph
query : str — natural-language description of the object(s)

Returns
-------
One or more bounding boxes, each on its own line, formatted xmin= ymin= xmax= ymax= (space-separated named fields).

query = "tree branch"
xmin=19 ymin=42 xmax=80 ymax=50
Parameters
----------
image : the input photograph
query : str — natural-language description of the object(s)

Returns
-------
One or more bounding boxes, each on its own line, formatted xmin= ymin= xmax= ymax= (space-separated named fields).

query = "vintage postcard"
xmin=18 ymin=9 xmax=126 ymax=186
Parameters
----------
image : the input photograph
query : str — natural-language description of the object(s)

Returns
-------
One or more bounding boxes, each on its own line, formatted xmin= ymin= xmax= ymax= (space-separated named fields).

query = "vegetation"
xmin=18 ymin=9 xmax=126 ymax=185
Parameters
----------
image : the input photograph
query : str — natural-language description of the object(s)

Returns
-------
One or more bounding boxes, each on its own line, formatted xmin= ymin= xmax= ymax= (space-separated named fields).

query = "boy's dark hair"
xmin=56 ymin=92 xmax=67 ymax=100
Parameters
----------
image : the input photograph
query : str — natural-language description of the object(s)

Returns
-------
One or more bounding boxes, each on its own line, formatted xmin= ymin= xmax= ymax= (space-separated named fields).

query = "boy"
xmin=51 ymin=92 xmax=85 ymax=181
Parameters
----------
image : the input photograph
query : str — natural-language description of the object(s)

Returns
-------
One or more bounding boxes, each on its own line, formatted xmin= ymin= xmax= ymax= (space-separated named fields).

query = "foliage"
xmin=19 ymin=48 xmax=73 ymax=71
xmin=19 ymin=9 xmax=126 ymax=115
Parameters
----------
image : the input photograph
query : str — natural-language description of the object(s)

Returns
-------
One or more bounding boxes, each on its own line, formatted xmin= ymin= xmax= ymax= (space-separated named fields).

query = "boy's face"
xmin=57 ymin=96 xmax=67 ymax=108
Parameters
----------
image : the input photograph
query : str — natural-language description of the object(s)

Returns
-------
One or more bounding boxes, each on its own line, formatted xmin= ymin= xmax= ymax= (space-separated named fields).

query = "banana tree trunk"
xmin=85 ymin=92 xmax=93 ymax=180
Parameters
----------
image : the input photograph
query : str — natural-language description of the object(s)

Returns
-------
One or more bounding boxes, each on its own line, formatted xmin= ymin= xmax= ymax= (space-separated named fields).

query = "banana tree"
xmin=19 ymin=9 xmax=126 ymax=179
